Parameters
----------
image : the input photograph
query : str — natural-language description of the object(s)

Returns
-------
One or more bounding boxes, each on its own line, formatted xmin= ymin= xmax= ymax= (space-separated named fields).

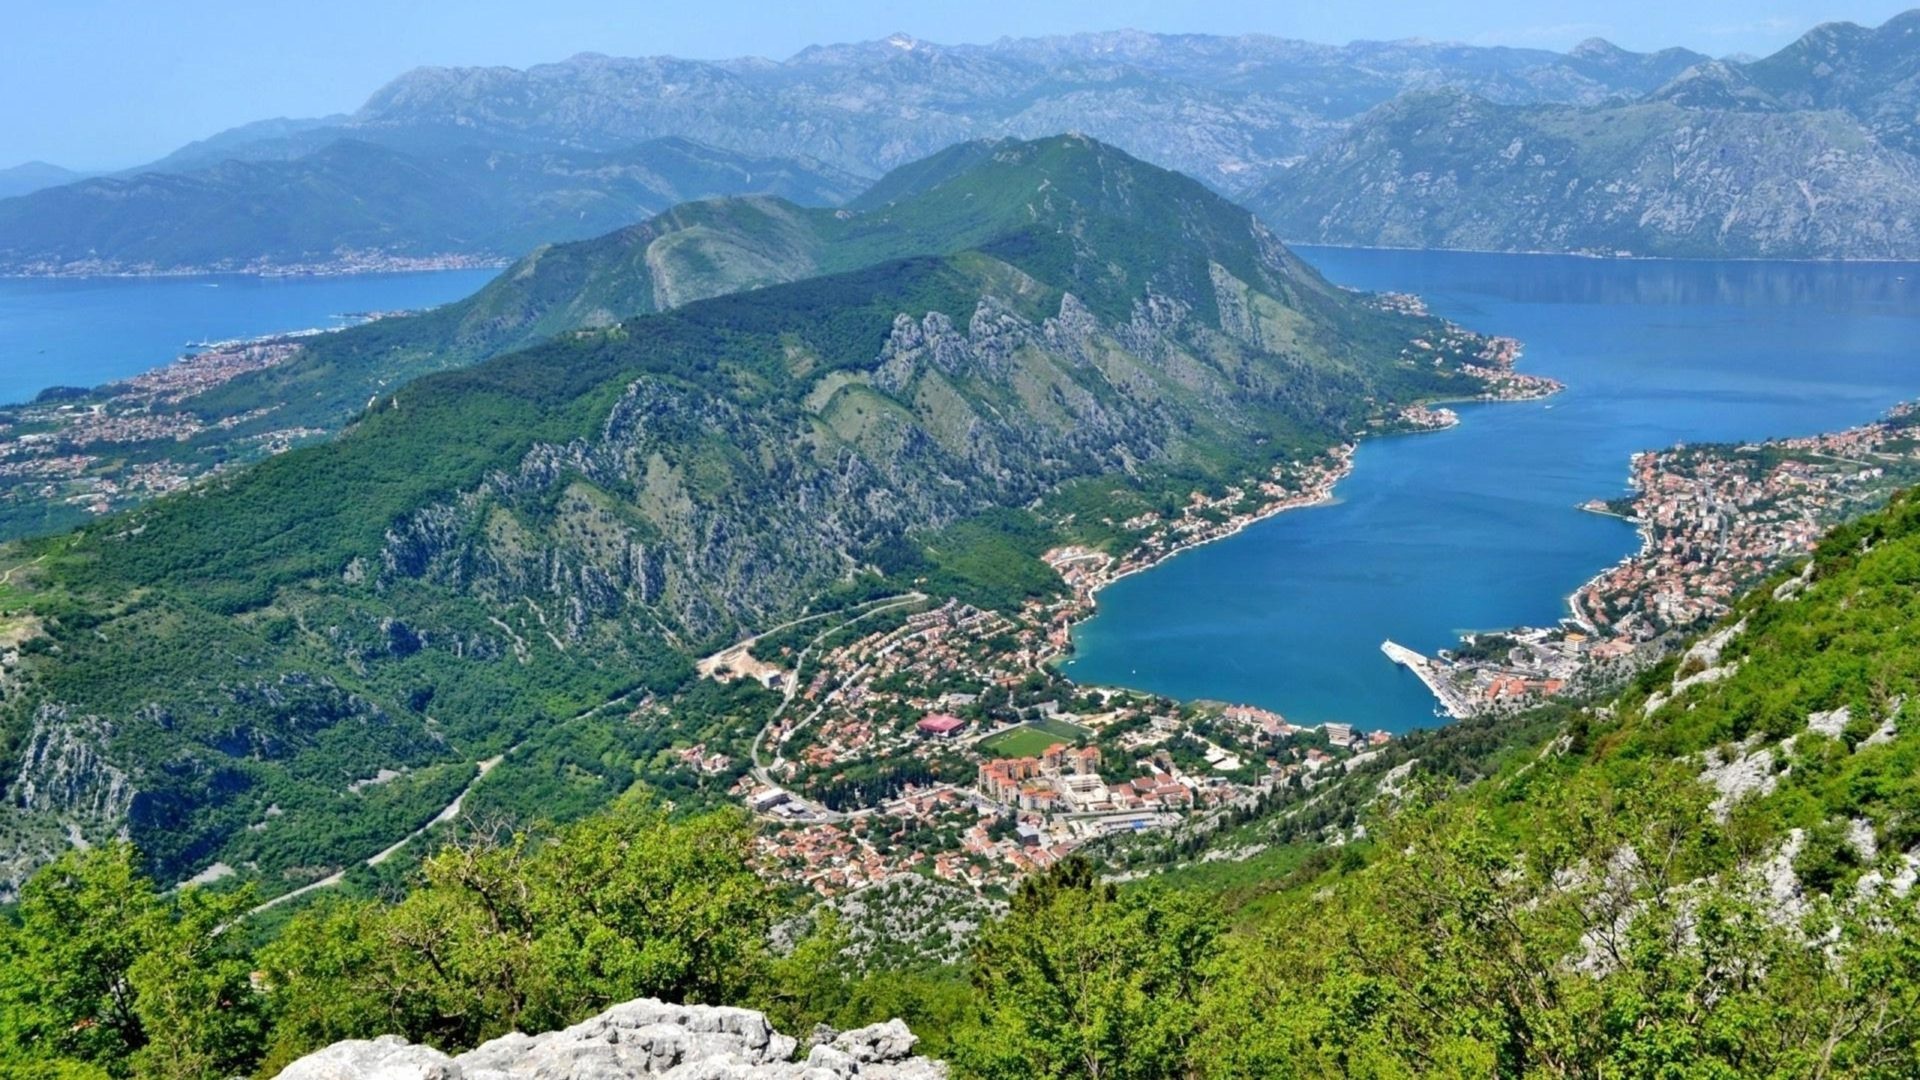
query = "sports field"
xmin=978 ymin=718 xmax=1090 ymax=758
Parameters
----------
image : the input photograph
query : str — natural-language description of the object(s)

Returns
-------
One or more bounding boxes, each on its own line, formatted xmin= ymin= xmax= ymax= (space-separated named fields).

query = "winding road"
xmin=243 ymin=685 xmax=651 ymax=918
xmin=745 ymin=592 xmax=927 ymax=820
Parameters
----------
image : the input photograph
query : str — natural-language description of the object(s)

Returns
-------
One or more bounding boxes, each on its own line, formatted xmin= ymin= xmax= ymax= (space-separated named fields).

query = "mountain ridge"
xmin=1253 ymin=9 xmax=1920 ymax=259
xmin=11 ymin=18 xmax=1892 ymax=270
xmin=0 ymin=137 xmax=861 ymax=275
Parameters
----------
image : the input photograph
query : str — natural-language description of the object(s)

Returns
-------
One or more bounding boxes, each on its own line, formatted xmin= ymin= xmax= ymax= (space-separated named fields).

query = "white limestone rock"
xmin=1671 ymin=662 xmax=1737 ymax=698
xmin=276 ymin=1035 xmax=461 ymax=1080
xmin=275 ymin=1000 xmax=945 ymax=1080
xmin=1754 ymin=828 xmax=1808 ymax=925
xmin=1682 ymin=618 xmax=1746 ymax=672
xmin=1847 ymin=817 xmax=1879 ymax=862
xmin=1805 ymin=706 xmax=1851 ymax=739
xmin=1697 ymin=736 xmax=1781 ymax=822
xmin=1772 ymin=560 xmax=1815 ymax=602
xmin=1861 ymin=697 xmax=1903 ymax=749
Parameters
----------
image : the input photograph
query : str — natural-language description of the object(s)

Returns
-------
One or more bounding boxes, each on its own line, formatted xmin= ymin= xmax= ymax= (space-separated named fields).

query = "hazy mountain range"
xmin=1255 ymin=11 xmax=1920 ymax=258
xmin=4 ymin=13 xmax=1918 ymax=272
xmin=0 ymin=138 xmax=860 ymax=274
xmin=0 ymin=161 xmax=89 ymax=199
xmin=0 ymin=26 xmax=1722 ymax=273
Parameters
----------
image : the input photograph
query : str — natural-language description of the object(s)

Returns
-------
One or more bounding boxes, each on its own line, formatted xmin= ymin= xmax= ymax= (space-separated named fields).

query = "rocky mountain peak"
xmin=1570 ymin=37 xmax=1629 ymax=60
xmin=1649 ymin=59 xmax=1785 ymax=111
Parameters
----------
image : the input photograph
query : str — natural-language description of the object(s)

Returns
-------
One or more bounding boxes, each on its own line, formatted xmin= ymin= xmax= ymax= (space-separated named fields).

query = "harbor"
xmin=1380 ymin=639 xmax=1473 ymax=719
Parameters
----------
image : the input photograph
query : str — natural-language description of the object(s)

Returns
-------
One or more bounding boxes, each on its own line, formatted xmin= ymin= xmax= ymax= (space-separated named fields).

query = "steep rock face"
xmin=8 ymin=704 xmax=132 ymax=823
xmin=274 ymin=999 xmax=944 ymax=1079
xmin=372 ymin=277 xmax=1318 ymax=651
xmin=1255 ymin=90 xmax=1920 ymax=259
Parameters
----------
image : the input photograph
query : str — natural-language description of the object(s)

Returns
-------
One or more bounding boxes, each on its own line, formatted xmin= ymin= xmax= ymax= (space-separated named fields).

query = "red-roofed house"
xmin=917 ymin=713 xmax=967 ymax=738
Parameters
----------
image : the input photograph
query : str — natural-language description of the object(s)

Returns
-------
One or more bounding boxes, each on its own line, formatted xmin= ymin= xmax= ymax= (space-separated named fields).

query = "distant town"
xmin=0 ymin=317 xmax=408 ymax=529
xmin=0 ymin=251 xmax=506 ymax=279
xmin=708 ymin=330 xmax=1920 ymax=898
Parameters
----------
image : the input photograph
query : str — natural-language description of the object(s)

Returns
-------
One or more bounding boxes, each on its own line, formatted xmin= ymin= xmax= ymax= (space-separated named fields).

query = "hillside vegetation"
xmin=9 ymin=489 xmax=1920 ymax=1077
xmin=0 ymin=137 xmax=860 ymax=275
xmin=82 ymin=132 xmax=1425 ymax=518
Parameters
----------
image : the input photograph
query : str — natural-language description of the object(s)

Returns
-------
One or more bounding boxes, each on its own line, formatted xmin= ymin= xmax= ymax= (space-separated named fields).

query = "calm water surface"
xmin=0 ymin=270 xmax=497 ymax=404
xmin=1063 ymin=250 xmax=1920 ymax=732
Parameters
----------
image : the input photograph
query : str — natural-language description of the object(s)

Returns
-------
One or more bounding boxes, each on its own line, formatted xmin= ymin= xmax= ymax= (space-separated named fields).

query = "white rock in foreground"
xmin=275 ymin=998 xmax=945 ymax=1079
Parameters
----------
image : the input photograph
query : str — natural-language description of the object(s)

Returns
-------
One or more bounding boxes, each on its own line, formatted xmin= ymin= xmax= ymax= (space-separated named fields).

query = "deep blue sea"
xmin=1063 ymin=249 xmax=1920 ymax=733
xmin=0 ymin=270 xmax=497 ymax=404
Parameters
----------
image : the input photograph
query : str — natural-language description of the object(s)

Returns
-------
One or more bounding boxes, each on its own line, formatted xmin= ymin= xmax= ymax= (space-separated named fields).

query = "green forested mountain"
xmin=0 ymin=137 xmax=860 ymax=274
xmin=0 ymin=136 xmax=1491 ymax=898
xmin=161 ymin=134 xmax=1374 ymax=450
xmin=171 ymin=133 xmax=1431 ymax=467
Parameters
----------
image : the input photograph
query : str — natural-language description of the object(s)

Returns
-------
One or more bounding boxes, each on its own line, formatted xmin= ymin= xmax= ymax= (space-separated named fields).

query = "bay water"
xmin=0 ymin=269 xmax=496 ymax=404
xmin=7 ymin=256 xmax=1918 ymax=735
xmin=1062 ymin=250 xmax=1920 ymax=732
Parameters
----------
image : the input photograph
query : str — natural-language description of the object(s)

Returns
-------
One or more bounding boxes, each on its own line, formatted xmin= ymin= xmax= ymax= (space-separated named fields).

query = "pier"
xmin=1381 ymin=639 xmax=1473 ymax=719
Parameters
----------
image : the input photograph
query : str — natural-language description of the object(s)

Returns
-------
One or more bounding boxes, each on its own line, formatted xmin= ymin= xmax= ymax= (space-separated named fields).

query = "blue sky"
xmin=3 ymin=0 xmax=1914 ymax=169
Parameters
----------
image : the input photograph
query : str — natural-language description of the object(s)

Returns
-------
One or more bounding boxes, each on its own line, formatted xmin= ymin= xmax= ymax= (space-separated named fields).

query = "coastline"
xmin=1293 ymin=241 xmax=1920 ymax=267
xmin=1089 ymin=448 xmax=1355 ymax=598
xmin=1036 ymin=445 xmax=1356 ymax=677
xmin=1056 ymin=383 xmax=1556 ymax=677
xmin=0 ymin=255 xmax=511 ymax=281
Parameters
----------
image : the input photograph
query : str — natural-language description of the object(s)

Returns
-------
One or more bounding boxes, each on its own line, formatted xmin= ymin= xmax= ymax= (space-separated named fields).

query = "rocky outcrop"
xmin=7 ymin=704 xmax=134 ymax=823
xmin=274 ymin=999 xmax=945 ymax=1079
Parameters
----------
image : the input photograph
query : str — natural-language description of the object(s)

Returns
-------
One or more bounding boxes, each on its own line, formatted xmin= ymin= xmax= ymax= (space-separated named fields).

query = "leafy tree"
xmin=124 ymin=888 xmax=265 ymax=1080
xmin=260 ymin=800 xmax=778 ymax=1060
xmin=953 ymin=857 xmax=1220 ymax=1080
xmin=0 ymin=843 xmax=261 ymax=1079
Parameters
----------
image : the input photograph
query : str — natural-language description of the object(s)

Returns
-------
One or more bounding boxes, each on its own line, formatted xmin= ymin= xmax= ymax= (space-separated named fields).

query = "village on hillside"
xmin=714 ymin=443 xmax=1411 ymax=895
